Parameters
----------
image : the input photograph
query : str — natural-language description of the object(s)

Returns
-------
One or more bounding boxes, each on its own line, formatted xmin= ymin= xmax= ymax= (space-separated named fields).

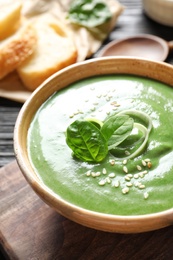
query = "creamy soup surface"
xmin=28 ymin=75 xmax=173 ymax=216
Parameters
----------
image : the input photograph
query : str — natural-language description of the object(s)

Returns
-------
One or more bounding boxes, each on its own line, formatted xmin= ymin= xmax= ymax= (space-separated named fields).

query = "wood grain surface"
xmin=1 ymin=0 xmax=173 ymax=259
xmin=1 ymin=160 xmax=173 ymax=260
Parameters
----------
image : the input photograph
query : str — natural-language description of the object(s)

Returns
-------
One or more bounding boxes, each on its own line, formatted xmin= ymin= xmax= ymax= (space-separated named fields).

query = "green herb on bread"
xmin=68 ymin=0 xmax=112 ymax=28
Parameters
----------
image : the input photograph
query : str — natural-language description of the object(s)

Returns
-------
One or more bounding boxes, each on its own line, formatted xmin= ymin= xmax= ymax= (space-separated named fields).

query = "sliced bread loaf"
xmin=0 ymin=0 xmax=22 ymax=40
xmin=0 ymin=20 xmax=37 ymax=80
xmin=17 ymin=15 xmax=77 ymax=91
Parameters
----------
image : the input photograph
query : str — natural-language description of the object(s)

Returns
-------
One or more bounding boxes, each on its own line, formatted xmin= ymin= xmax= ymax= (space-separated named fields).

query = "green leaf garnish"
xmin=85 ymin=118 xmax=103 ymax=129
xmin=66 ymin=120 xmax=108 ymax=162
xmin=68 ymin=0 xmax=112 ymax=28
xmin=110 ymin=110 xmax=152 ymax=160
xmin=66 ymin=110 xmax=152 ymax=163
xmin=101 ymin=115 xmax=134 ymax=148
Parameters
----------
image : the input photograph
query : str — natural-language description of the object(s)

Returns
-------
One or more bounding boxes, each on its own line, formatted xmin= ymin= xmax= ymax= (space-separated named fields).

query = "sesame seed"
xmin=147 ymin=162 xmax=152 ymax=168
xmin=114 ymin=180 xmax=120 ymax=188
xmin=91 ymin=172 xmax=96 ymax=177
xmin=125 ymin=176 xmax=131 ymax=181
xmin=123 ymin=159 xmax=127 ymax=165
xmin=110 ymin=159 xmax=115 ymax=166
xmin=90 ymin=106 xmax=95 ymax=111
xmin=137 ymin=165 xmax=142 ymax=171
xmin=110 ymin=101 xmax=117 ymax=105
xmin=127 ymin=174 xmax=133 ymax=178
xmin=86 ymin=170 xmax=91 ymax=176
xmin=77 ymin=109 xmax=83 ymax=114
xmin=102 ymin=168 xmax=107 ymax=175
xmin=144 ymin=158 xmax=151 ymax=162
xmin=139 ymin=184 xmax=145 ymax=189
xmin=106 ymin=111 xmax=110 ymax=115
xmin=142 ymin=160 xmax=147 ymax=166
xmin=99 ymin=180 xmax=106 ymax=186
xmin=106 ymin=177 xmax=111 ymax=184
xmin=74 ymin=111 xmax=79 ymax=115
xmin=123 ymin=166 xmax=128 ymax=174
xmin=108 ymin=173 xmax=116 ymax=178
xmin=95 ymin=171 xmax=101 ymax=177
xmin=126 ymin=182 xmax=133 ymax=187
xmin=144 ymin=192 xmax=149 ymax=199
xmin=122 ymin=187 xmax=129 ymax=194
xmin=134 ymin=173 xmax=139 ymax=179
xmin=114 ymin=103 xmax=120 ymax=107
xmin=139 ymin=172 xmax=144 ymax=178
xmin=69 ymin=114 xmax=74 ymax=118
xmin=134 ymin=181 xmax=142 ymax=187
xmin=125 ymin=150 xmax=130 ymax=156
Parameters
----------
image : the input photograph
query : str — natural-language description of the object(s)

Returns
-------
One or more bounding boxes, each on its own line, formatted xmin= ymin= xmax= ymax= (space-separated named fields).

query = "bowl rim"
xmin=143 ymin=0 xmax=173 ymax=27
xmin=14 ymin=57 xmax=173 ymax=233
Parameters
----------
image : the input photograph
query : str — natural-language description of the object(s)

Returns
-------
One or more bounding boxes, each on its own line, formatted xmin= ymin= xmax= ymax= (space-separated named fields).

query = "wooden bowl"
xmin=14 ymin=57 xmax=173 ymax=233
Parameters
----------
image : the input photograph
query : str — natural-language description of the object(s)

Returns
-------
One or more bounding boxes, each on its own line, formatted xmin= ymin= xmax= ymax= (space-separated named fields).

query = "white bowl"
xmin=143 ymin=0 xmax=173 ymax=26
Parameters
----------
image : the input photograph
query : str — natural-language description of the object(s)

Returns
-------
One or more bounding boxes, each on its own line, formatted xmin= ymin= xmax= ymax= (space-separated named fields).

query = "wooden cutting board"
xmin=1 ymin=160 xmax=173 ymax=260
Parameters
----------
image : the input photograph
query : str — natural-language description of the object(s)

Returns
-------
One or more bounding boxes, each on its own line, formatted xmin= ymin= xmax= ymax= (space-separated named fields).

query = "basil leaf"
xmin=86 ymin=118 xmax=103 ymax=129
xmin=118 ymin=127 xmax=145 ymax=148
xmin=109 ymin=122 xmax=149 ymax=159
xmin=110 ymin=128 xmax=145 ymax=159
xmin=66 ymin=120 xmax=108 ymax=162
xmin=101 ymin=115 xmax=134 ymax=149
xmin=68 ymin=0 xmax=112 ymax=28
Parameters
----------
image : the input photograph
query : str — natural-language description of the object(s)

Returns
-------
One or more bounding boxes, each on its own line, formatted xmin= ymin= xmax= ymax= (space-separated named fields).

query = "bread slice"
xmin=0 ymin=0 xmax=22 ymax=40
xmin=17 ymin=15 xmax=77 ymax=91
xmin=0 ymin=20 xmax=37 ymax=80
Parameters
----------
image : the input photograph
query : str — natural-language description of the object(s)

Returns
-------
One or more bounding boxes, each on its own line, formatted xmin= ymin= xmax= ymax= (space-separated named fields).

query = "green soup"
xmin=27 ymin=75 xmax=173 ymax=216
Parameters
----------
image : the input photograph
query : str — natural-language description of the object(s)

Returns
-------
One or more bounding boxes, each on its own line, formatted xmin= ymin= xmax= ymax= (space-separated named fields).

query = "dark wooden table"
xmin=1 ymin=1 xmax=173 ymax=259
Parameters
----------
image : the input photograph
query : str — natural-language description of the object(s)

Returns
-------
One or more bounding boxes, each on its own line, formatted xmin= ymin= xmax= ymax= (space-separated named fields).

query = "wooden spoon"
xmin=99 ymin=34 xmax=173 ymax=62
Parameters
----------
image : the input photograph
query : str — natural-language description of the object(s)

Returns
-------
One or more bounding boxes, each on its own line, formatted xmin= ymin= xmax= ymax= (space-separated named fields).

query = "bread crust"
xmin=0 ymin=21 xmax=37 ymax=80
xmin=17 ymin=16 xmax=77 ymax=91
xmin=17 ymin=52 xmax=77 ymax=91
xmin=0 ymin=0 xmax=22 ymax=40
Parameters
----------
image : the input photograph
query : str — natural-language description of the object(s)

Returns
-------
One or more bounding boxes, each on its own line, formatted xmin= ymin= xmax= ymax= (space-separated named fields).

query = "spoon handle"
xmin=168 ymin=41 xmax=173 ymax=52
